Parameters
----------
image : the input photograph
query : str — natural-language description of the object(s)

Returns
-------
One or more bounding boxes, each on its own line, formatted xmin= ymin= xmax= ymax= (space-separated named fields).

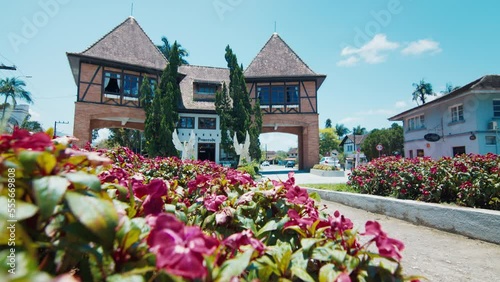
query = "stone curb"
xmin=304 ymin=187 xmax=500 ymax=245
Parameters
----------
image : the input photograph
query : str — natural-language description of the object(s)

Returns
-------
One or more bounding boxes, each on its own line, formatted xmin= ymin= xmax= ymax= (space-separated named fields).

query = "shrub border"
xmin=310 ymin=168 xmax=345 ymax=177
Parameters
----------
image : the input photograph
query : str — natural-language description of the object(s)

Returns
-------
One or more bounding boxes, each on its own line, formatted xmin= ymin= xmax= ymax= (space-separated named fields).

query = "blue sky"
xmin=1 ymin=0 xmax=499 ymax=151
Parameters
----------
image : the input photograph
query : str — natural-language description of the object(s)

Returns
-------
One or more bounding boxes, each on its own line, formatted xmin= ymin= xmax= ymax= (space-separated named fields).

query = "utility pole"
xmin=54 ymin=121 xmax=69 ymax=138
xmin=352 ymin=128 xmax=356 ymax=169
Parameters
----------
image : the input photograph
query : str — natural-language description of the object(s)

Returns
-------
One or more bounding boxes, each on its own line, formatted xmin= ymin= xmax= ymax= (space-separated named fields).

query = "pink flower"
xmin=142 ymin=179 xmax=168 ymax=215
xmin=204 ymin=194 xmax=227 ymax=212
xmin=336 ymin=273 xmax=351 ymax=282
xmin=1 ymin=128 xmax=53 ymax=152
xmin=328 ymin=210 xmax=353 ymax=234
xmin=147 ymin=213 xmax=219 ymax=279
xmin=215 ymin=207 xmax=234 ymax=225
xmin=285 ymin=186 xmax=309 ymax=205
xmin=188 ymin=174 xmax=212 ymax=194
xmin=284 ymin=209 xmax=314 ymax=230
xmin=223 ymin=229 xmax=265 ymax=254
xmin=361 ymin=221 xmax=405 ymax=261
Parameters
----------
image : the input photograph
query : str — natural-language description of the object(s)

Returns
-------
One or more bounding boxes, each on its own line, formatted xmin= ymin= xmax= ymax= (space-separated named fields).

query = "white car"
xmin=261 ymin=161 xmax=270 ymax=166
xmin=319 ymin=157 xmax=340 ymax=168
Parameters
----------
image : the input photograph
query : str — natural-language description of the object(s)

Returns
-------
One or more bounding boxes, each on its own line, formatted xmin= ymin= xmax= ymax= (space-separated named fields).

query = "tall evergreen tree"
xmin=224 ymin=45 xmax=258 ymax=163
xmin=141 ymin=42 xmax=182 ymax=157
xmin=249 ymin=97 xmax=262 ymax=161
xmin=215 ymin=82 xmax=233 ymax=153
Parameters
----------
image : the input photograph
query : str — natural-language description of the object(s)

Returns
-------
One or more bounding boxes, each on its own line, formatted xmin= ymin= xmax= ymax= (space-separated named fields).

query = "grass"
xmin=305 ymin=183 xmax=358 ymax=193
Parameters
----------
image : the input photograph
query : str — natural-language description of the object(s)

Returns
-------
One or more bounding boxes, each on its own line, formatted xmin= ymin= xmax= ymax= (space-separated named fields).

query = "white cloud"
xmin=338 ymin=34 xmax=400 ymax=66
xmin=394 ymin=101 xmax=407 ymax=108
xmin=338 ymin=117 xmax=363 ymax=124
xmin=357 ymin=109 xmax=395 ymax=116
xmin=259 ymin=132 xmax=297 ymax=152
xmin=401 ymin=39 xmax=442 ymax=55
xmin=336 ymin=56 xmax=360 ymax=67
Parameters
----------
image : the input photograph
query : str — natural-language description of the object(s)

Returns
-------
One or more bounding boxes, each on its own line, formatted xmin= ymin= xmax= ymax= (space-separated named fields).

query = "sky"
xmin=1 ymin=0 xmax=500 ymax=151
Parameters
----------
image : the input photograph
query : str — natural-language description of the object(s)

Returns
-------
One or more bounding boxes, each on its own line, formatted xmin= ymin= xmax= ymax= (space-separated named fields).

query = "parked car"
xmin=320 ymin=157 xmax=340 ymax=168
xmin=285 ymin=161 xmax=295 ymax=168
xmin=261 ymin=161 xmax=270 ymax=166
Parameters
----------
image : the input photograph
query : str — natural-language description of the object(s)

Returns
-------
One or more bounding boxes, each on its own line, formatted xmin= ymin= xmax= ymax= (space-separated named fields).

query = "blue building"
xmin=389 ymin=75 xmax=500 ymax=159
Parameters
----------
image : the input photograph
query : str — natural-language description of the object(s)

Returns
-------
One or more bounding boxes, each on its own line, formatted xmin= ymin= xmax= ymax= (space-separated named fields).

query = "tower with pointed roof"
xmin=244 ymin=33 xmax=326 ymax=169
xmin=67 ymin=18 xmax=326 ymax=168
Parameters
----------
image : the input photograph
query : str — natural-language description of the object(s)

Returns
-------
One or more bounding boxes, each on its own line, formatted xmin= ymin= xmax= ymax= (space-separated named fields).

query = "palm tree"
xmin=0 ymin=77 xmax=33 ymax=121
xmin=353 ymin=125 xmax=367 ymax=135
xmin=157 ymin=36 xmax=189 ymax=65
xmin=20 ymin=114 xmax=43 ymax=132
xmin=412 ymin=79 xmax=434 ymax=105
xmin=335 ymin=123 xmax=350 ymax=137
xmin=441 ymin=83 xmax=461 ymax=95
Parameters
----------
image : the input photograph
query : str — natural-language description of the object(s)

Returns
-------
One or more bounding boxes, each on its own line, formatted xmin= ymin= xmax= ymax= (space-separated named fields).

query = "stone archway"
xmin=73 ymin=102 xmax=145 ymax=146
xmin=261 ymin=114 xmax=319 ymax=170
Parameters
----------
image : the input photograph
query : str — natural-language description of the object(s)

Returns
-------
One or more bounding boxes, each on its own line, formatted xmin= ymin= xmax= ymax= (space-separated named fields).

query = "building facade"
xmin=68 ymin=17 xmax=326 ymax=168
xmin=389 ymin=75 xmax=500 ymax=158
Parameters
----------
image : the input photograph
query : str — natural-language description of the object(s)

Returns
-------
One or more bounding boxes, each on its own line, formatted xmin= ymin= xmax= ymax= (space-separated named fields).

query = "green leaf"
xmin=64 ymin=171 xmax=102 ymax=191
xmin=18 ymin=150 xmax=42 ymax=175
xmin=309 ymin=192 xmax=322 ymax=202
xmin=65 ymin=191 xmax=118 ymax=249
xmin=36 ymin=152 xmax=57 ymax=174
xmin=256 ymin=219 xmax=278 ymax=238
xmin=319 ymin=264 xmax=339 ymax=282
xmin=106 ymin=274 xmax=145 ymax=282
xmin=291 ymin=266 xmax=315 ymax=282
xmin=216 ymin=248 xmax=253 ymax=282
xmin=268 ymin=241 xmax=292 ymax=275
xmin=0 ymin=196 xmax=38 ymax=221
xmin=32 ymin=176 xmax=69 ymax=220
xmin=301 ymin=238 xmax=324 ymax=252
xmin=164 ymin=203 xmax=176 ymax=213
xmin=236 ymin=213 xmax=257 ymax=233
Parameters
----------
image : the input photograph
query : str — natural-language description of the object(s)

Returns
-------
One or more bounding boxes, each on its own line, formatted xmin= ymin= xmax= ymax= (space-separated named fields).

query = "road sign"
xmin=376 ymin=144 xmax=383 ymax=151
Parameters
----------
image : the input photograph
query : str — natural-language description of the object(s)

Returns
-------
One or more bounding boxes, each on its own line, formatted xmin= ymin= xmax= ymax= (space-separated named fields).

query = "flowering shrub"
xmin=313 ymin=164 xmax=339 ymax=171
xmin=348 ymin=155 xmax=500 ymax=210
xmin=0 ymin=129 xmax=420 ymax=281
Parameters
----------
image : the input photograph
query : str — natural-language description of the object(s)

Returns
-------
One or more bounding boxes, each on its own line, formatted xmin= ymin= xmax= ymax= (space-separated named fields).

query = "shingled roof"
xmin=389 ymin=75 xmax=500 ymax=121
xmin=74 ymin=16 xmax=167 ymax=70
xmin=178 ymin=65 xmax=230 ymax=111
xmin=244 ymin=33 xmax=326 ymax=86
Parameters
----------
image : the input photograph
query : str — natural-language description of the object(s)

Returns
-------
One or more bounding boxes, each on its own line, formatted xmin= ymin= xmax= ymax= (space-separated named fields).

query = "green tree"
xmin=142 ymin=43 xmax=182 ymax=157
xmin=361 ymin=123 xmax=404 ymax=160
xmin=335 ymin=123 xmax=350 ymax=137
xmin=157 ymin=36 xmax=189 ymax=65
xmin=0 ymin=77 xmax=33 ymax=121
xmin=353 ymin=125 xmax=367 ymax=135
xmin=441 ymin=83 xmax=461 ymax=95
xmin=249 ymin=97 xmax=262 ymax=161
xmin=224 ymin=45 xmax=257 ymax=163
xmin=325 ymin=118 xmax=332 ymax=128
xmin=319 ymin=127 xmax=340 ymax=156
xmin=412 ymin=79 xmax=434 ymax=105
xmin=215 ymin=82 xmax=233 ymax=154
xmin=20 ymin=114 xmax=43 ymax=132
xmin=107 ymin=128 xmax=143 ymax=153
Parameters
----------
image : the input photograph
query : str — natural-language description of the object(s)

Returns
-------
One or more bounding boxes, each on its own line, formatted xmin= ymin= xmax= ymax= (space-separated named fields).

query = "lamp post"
xmin=54 ymin=121 xmax=69 ymax=138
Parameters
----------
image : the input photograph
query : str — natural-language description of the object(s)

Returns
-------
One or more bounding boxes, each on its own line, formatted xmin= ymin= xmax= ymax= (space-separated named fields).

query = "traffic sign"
xmin=376 ymin=144 xmax=383 ymax=151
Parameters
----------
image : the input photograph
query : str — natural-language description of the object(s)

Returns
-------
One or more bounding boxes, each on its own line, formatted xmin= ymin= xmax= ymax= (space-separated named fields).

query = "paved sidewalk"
xmin=260 ymin=169 xmax=350 ymax=184
xmin=322 ymin=201 xmax=500 ymax=282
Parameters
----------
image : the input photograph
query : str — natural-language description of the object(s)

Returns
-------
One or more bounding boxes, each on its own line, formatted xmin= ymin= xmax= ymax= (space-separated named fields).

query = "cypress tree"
xmin=215 ymin=82 xmax=233 ymax=154
xmin=224 ymin=46 xmax=253 ymax=157
xmin=142 ymin=43 xmax=181 ymax=157
xmin=249 ymin=97 xmax=262 ymax=161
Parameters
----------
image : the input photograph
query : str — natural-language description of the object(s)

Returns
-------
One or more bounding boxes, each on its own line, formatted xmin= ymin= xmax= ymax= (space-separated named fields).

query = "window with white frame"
xmin=450 ymin=104 xmax=464 ymax=122
xmin=407 ymin=115 xmax=425 ymax=131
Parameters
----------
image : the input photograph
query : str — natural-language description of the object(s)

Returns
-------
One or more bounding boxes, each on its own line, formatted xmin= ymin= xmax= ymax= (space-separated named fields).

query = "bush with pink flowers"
xmin=0 ymin=129 xmax=420 ymax=281
xmin=348 ymin=155 xmax=500 ymax=210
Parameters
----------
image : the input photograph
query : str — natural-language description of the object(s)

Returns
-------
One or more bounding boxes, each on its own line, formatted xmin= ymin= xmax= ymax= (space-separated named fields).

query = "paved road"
xmin=259 ymin=165 xmax=500 ymax=281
